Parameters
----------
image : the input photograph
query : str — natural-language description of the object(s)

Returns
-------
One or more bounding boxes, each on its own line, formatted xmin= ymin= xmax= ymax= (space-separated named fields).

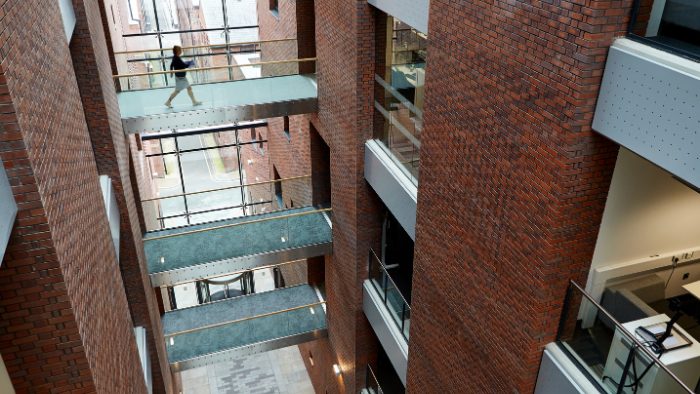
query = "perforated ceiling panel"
xmin=593 ymin=39 xmax=700 ymax=189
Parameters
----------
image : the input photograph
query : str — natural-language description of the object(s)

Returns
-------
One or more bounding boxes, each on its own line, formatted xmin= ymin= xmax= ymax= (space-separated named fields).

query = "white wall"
xmin=590 ymin=148 xmax=700 ymax=272
xmin=0 ymin=354 xmax=15 ymax=394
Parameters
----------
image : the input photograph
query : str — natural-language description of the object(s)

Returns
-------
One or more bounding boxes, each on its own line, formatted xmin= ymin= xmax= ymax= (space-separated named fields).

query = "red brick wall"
xmin=70 ymin=0 xmax=173 ymax=392
xmin=0 ymin=0 xmax=148 ymax=392
xmin=405 ymin=1 xmax=628 ymax=392
xmin=313 ymin=0 xmax=385 ymax=392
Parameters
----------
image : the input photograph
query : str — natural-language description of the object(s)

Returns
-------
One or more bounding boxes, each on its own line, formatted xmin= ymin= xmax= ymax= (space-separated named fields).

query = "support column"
xmin=69 ymin=0 xmax=173 ymax=392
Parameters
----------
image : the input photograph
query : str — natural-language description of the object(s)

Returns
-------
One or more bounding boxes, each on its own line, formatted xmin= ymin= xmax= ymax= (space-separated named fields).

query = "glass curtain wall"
xmin=140 ymin=122 xmax=272 ymax=230
xmin=374 ymin=16 xmax=427 ymax=183
xmin=116 ymin=0 xmax=260 ymax=89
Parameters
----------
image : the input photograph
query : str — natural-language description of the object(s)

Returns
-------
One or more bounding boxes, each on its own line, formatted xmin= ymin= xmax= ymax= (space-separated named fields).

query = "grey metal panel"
xmin=592 ymin=39 xmax=700 ymax=189
xmin=57 ymin=0 xmax=76 ymax=42
xmin=362 ymin=281 xmax=408 ymax=386
xmin=0 ymin=162 xmax=17 ymax=264
xmin=364 ymin=140 xmax=417 ymax=241
xmin=123 ymin=98 xmax=318 ymax=134
xmin=170 ymin=329 xmax=328 ymax=372
xmin=368 ymin=0 xmax=429 ymax=34
xmin=149 ymin=242 xmax=332 ymax=287
xmin=535 ymin=343 xmax=603 ymax=394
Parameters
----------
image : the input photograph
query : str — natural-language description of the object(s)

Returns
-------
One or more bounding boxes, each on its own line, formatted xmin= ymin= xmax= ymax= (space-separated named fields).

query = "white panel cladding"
xmin=57 ymin=0 xmax=76 ymax=42
xmin=364 ymin=140 xmax=417 ymax=240
xmin=362 ymin=281 xmax=408 ymax=386
xmin=99 ymin=176 xmax=120 ymax=261
xmin=0 ymin=162 xmax=17 ymax=264
xmin=368 ymin=0 xmax=429 ymax=34
xmin=592 ymin=38 xmax=700 ymax=189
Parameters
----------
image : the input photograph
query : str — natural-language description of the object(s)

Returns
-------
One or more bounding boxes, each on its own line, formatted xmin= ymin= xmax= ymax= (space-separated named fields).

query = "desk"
xmin=682 ymin=280 xmax=700 ymax=300
xmin=603 ymin=314 xmax=700 ymax=394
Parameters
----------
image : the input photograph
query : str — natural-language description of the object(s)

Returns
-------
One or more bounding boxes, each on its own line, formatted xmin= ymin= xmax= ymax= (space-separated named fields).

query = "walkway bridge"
xmin=141 ymin=174 xmax=331 ymax=371
xmin=114 ymin=39 xmax=317 ymax=134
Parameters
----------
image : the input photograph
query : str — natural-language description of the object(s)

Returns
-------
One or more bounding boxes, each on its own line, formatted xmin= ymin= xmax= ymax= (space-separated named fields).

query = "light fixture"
xmin=281 ymin=236 xmax=287 ymax=243
xmin=169 ymin=337 xmax=174 ymax=346
xmin=160 ymin=256 xmax=165 ymax=264
xmin=309 ymin=307 xmax=315 ymax=315
xmin=332 ymin=364 xmax=341 ymax=376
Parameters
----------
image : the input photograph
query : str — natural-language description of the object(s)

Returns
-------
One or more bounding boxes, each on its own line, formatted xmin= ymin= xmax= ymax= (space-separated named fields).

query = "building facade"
xmin=0 ymin=0 xmax=699 ymax=393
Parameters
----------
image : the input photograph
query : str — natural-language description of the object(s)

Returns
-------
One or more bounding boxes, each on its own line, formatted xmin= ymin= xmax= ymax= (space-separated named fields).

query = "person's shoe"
xmin=193 ymin=100 xmax=203 ymax=106
xmin=165 ymin=101 xmax=173 ymax=108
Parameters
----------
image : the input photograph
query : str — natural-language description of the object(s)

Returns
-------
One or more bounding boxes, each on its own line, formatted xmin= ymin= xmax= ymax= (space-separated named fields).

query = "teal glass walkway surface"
xmin=117 ymin=75 xmax=317 ymax=133
xmin=164 ymin=285 xmax=326 ymax=371
xmin=144 ymin=207 xmax=332 ymax=286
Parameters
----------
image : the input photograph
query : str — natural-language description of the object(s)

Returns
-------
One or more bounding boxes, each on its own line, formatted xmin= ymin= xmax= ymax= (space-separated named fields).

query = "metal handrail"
xmin=141 ymin=175 xmax=310 ymax=202
xmin=369 ymin=248 xmax=411 ymax=311
xmin=114 ymin=38 xmax=297 ymax=55
xmin=165 ymin=300 xmax=326 ymax=338
xmin=112 ymin=57 xmax=317 ymax=79
xmin=365 ymin=364 xmax=384 ymax=394
xmin=565 ymin=280 xmax=694 ymax=393
xmin=144 ymin=207 xmax=332 ymax=242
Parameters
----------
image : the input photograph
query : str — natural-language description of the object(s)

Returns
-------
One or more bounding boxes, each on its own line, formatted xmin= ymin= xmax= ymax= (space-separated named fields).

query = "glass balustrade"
xmin=141 ymin=175 xmax=311 ymax=231
xmin=557 ymin=281 xmax=696 ymax=394
xmin=113 ymin=39 xmax=314 ymax=92
xmin=628 ymin=0 xmax=700 ymax=60
xmin=368 ymin=248 xmax=411 ymax=341
xmin=373 ymin=74 xmax=421 ymax=184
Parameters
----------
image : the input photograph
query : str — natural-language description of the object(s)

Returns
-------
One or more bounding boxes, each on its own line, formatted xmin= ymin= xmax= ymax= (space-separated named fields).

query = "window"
xmin=269 ymin=0 xmax=279 ymax=16
xmin=282 ymin=116 xmax=291 ymax=141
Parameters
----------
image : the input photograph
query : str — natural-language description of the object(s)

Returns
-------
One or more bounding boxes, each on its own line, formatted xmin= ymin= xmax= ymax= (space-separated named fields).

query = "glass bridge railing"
xmin=144 ymin=207 xmax=333 ymax=282
xmin=373 ymin=74 xmax=421 ymax=185
xmin=112 ymin=38 xmax=316 ymax=92
xmin=165 ymin=300 xmax=326 ymax=366
xmin=557 ymin=281 xmax=695 ymax=394
xmin=364 ymin=364 xmax=385 ymax=394
xmin=141 ymin=175 xmax=311 ymax=231
xmin=368 ymin=248 xmax=411 ymax=341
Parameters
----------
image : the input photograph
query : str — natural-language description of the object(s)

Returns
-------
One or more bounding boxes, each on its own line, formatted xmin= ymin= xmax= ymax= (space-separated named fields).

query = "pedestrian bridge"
xmin=113 ymin=40 xmax=317 ymax=133
xmin=163 ymin=284 xmax=326 ymax=372
xmin=143 ymin=206 xmax=332 ymax=287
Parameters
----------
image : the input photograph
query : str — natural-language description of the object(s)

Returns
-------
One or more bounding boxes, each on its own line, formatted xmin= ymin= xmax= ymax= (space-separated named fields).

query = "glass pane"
xmin=146 ymin=154 xmax=183 ymax=198
xmin=188 ymin=207 xmax=242 ymax=225
xmin=225 ymin=0 xmax=257 ymax=29
xmin=558 ymin=285 xmax=696 ymax=394
xmin=143 ymin=137 xmax=177 ymax=155
xmin=630 ymin=0 xmax=700 ymax=59
xmin=179 ymin=142 xmax=240 ymax=192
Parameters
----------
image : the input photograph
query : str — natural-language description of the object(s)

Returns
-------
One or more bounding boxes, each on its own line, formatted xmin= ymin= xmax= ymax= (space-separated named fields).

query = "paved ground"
xmin=179 ymin=346 xmax=314 ymax=394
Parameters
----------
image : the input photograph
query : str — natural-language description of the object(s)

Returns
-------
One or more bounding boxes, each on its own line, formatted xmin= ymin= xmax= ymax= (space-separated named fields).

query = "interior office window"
xmin=269 ymin=0 xmax=279 ymax=15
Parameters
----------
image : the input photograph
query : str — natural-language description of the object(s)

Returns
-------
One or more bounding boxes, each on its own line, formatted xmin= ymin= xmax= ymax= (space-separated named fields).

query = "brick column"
xmin=69 ymin=0 xmax=173 ymax=392
xmin=0 ymin=0 xmax=148 ymax=392
xmin=405 ymin=0 xmax=629 ymax=392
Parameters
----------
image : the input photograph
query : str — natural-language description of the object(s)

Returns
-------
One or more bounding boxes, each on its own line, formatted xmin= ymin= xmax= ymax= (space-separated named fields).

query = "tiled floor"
xmin=179 ymin=346 xmax=314 ymax=394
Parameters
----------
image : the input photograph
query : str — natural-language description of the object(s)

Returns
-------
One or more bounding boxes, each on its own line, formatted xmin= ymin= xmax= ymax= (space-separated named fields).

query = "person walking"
xmin=165 ymin=45 xmax=202 ymax=108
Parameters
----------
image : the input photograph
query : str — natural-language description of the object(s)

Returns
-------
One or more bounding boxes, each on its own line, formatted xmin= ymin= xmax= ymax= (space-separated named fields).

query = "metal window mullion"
xmin=173 ymin=133 xmax=191 ymax=225
xmin=235 ymin=127 xmax=247 ymax=216
xmin=149 ymin=0 xmax=169 ymax=87
xmin=221 ymin=0 xmax=234 ymax=82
